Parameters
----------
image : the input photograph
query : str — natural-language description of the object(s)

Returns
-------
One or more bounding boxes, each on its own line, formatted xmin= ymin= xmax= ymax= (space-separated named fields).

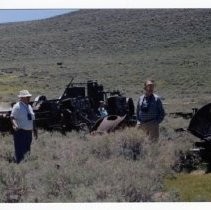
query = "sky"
xmin=0 ymin=0 xmax=210 ymax=9
xmin=0 ymin=9 xmax=74 ymax=24
xmin=0 ymin=0 xmax=210 ymax=24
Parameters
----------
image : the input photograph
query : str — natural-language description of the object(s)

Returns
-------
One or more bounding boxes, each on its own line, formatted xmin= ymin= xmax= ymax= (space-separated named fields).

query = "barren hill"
xmin=1 ymin=9 xmax=211 ymax=59
xmin=0 ymin=9 xmax=211 ymax=107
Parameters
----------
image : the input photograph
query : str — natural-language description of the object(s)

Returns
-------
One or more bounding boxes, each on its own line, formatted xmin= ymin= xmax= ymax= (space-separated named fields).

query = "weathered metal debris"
xmin=0 ymin=80 xmax=136 ymax=134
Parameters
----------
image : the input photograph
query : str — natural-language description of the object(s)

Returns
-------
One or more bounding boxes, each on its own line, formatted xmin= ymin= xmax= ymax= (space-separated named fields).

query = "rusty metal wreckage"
xmin=0 ymin=79 xmax=210 ymax=138
xmin=0 ymin=80 xmax=211 ymax=167
xmin=0 ymin=80 xmax=136 ymax=135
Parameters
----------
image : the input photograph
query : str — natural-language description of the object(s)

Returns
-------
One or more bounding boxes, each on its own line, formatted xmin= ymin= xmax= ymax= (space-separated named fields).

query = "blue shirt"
xmin=136 ymin=94 xmax=165 ymax=124
xmin=98 ymin=107 xmax=108 ymax=118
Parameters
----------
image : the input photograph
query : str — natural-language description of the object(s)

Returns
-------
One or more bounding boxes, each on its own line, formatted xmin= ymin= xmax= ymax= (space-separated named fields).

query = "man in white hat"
xmin=136 ymin=80 xmax=165 ymax=141
xmin=10 ymin=90 xmax=37 ymax=163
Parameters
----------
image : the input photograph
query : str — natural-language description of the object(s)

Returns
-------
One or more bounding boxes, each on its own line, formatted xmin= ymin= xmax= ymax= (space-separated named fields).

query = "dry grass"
xmin=0 ymin=126 xmax=196 ymax=202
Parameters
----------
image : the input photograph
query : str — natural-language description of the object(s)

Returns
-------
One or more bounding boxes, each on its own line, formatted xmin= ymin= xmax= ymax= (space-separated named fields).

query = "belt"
xmin=18 ymin=128 xmax=32 ymax=131
xmin=140 ymin=119 xmax=155 ymax=123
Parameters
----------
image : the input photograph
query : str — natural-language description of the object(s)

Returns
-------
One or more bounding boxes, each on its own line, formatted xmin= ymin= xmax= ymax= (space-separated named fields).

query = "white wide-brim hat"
xmin=18 ymin=90 xmax=32 ymax=98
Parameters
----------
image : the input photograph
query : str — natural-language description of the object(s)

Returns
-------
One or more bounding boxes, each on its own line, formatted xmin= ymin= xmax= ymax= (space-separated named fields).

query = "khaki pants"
xmin=137 ymin=122 xmax=159 ymax=142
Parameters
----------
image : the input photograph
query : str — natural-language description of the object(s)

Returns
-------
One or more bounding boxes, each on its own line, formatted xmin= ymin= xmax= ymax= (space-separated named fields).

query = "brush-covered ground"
xmin=0 ymin=9 xmax=211 ymax=202
xmin=0 ymin=126 xmax=201 ymax=202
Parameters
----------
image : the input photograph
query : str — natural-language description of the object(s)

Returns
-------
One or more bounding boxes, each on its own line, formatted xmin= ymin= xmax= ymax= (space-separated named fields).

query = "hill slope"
xmin=0 ymin=9 xmax=211 ymax=107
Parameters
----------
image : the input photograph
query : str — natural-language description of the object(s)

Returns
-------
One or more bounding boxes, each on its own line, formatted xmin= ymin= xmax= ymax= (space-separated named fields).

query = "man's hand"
xmin=12 ymin=124 xmax=18 ymax=131
xmin=136 ymin=121 xmax=141 ymax=125
xmin=11 ymin=118 xmax=19 ymax=131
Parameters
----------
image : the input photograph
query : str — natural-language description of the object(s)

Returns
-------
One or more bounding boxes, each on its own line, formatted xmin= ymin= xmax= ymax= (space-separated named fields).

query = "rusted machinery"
xmin=172 ymin=104 xmax=211 ymax=172
xmin=0 ymin=80 xmax=136 ymax=135
xmin=187 ymin=103 xmax=211 ymax=170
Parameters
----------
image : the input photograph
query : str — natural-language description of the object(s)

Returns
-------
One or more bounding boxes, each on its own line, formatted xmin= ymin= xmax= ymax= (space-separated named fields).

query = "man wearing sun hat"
xmin=10 ymin=90 xmax=37 ymax=163
xmin=136 ymin=80 xmax=165 ymax=141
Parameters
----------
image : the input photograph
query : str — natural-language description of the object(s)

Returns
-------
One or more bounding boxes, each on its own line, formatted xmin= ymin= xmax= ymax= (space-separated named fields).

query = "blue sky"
xmin=0 ymin=0 xmax=210 ymax=10
xmin=0 ymin=9 xmax=74 ymax=24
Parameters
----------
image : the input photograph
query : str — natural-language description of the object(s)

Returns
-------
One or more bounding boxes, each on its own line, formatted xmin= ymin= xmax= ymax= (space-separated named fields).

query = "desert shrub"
xmin=0 ymin=125 xmax=197 ymax=202
xmin=115 ymin=128 xmax=146 ymax=160
xmin=86 ymin=128 xmax=146 ymax=161
xmin=0 ymin=134 xmax=14 ymax=163
xmin=172 ymin=149 xmax=202 ymax=173
xmin=0 ymin=163 xmax=28 ymax=202
xmin=166 ymin=131 xmax=200 ymax=173
xmin=88 ymin=134 xmax=113 ymax=160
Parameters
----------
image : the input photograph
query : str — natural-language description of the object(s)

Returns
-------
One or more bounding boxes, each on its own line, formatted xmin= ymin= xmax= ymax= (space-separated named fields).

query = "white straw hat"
xmin=18 ymin=90 xmax=32 ymax=98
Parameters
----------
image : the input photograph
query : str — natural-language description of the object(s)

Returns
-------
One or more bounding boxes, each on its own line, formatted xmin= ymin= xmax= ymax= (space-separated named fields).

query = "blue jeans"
xmin=13 ymin=129 xmax=32 ymax=163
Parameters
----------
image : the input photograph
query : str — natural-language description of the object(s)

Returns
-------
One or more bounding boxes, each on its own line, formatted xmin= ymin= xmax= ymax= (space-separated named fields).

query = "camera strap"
xmin=20 ymin=102 xmax=31 ymax=115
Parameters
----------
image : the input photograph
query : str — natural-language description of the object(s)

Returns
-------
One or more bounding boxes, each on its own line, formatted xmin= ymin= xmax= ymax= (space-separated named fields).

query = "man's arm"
xmin=136 ymin=97 xmax=141 ymax=123
xmin=10 ymin=116 xmax=18 ymax=131
xmin=33 ymin=120 xmax=38 ymax=139
xmin=10 ymin=104 xmax=19 ymax=131
xmin=156 ymin=98 xmax=165 ymax=124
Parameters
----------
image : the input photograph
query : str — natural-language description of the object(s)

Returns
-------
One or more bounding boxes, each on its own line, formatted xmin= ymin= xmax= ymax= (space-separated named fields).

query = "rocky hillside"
xmin=0 ymin=9 xmax=211 ymax=106
xmin=0 ymin=9 xmax=211 ymax=59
